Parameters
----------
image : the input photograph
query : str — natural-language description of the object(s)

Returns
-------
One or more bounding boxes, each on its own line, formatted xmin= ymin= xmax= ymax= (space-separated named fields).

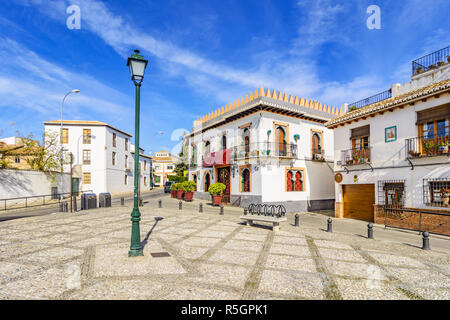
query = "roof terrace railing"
xmin=412 ymin=46 xmax=450 ymax=76
xmin=348 ymin=89 xmax=392 ymax=111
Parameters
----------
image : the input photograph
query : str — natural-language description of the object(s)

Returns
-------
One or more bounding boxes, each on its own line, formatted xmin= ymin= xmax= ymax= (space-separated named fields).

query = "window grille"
xmin=378 ymin=180 xmax=406 ymax=208
xmin=423 ymin=178 xmax=450 ymax=208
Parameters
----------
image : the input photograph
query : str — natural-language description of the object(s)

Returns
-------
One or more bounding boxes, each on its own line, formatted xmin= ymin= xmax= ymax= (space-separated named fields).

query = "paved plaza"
xmin=0 ymin=196 xmax=449 ymax=300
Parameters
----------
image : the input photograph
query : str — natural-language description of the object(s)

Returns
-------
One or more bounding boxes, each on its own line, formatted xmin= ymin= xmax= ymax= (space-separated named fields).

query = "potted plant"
xmin=447 ymin=55 xmax=450 ymax=63
xmin=437 ymin=61 xmax=444 ymax=67
xmin=174 ymin=183 xmax=184 ymax=199
xmin=353 ymin=154 xmax=360 ymax=164
xmin=170 ymin=182 xmax=178 ymax=198
xmin=181 ymin=181 xmax=197 ymax=202
xmin=416 ymin=67 xmax=423 ymax=74
xmin=208 ymin=182 xmax=226 ymax=206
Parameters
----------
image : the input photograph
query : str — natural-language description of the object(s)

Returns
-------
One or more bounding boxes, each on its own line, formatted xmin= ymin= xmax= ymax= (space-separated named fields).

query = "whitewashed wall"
xmin=0 ymin=169 xmax=70 ymax=199
xmin=332 ymin=94 xmax=450 ymax=209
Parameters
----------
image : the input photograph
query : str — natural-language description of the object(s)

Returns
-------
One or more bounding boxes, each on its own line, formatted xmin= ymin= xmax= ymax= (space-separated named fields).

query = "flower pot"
xmin=212 ymin=195 xmax=223 ymax=206
xmin=176 ymin=190 xmax=184 ymax=200
xmin=184 ymin=191 xmax=194 ymax=202
xmin=171 ymin=190 xmax=177 ymax=198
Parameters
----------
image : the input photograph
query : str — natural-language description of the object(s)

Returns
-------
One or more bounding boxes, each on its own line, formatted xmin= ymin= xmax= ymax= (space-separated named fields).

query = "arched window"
xmin=193 ymin=174 xmax=197 ymax=191
xmin=243 ymin=128 xmax=250 ymax=155
xmin=204 ymin=141 xmax=211 ymax=155
xmin=221 ymin=135 xmax=227 ymax=150
xmin=295 ymin=171 xmax=303 ymax=191
xmin=191 ymin=145 xmax=197 ymax=163
xmin=204 ymin=173 xmax=211 ymax=192
xmin=312 ymin=133 xmax=321 ymax=155
xmin=286 ymin=170 xmax=294 ymax=192
xmin=276 ymin=126 xmax=287 ymax=156
xmin=242 ymin=168 xmax=250 ymax=192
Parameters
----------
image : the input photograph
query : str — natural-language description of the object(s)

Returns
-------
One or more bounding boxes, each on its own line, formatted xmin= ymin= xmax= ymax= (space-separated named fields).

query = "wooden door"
xmin=343 ymin=184 xmax=375 ymax=222
xmin=217 ymin=167 xmax=231 ymax=203
xmin=276 ymin=127 xmax=286 ymax=156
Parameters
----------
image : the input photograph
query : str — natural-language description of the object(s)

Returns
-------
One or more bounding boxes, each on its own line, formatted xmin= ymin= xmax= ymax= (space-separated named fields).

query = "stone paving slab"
xmin=0 ymin=198 xmax=449 ymax=300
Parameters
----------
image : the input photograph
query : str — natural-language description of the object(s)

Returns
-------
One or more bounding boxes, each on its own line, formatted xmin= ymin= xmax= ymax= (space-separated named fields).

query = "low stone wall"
xmin=374 ymin=205 xmax=450 ymax=235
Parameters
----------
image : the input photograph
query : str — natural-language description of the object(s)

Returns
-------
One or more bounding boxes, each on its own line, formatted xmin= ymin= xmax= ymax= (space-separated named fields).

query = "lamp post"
xmin=127 ymin=49 xmax=148 ymax=257
xmin=60 ymin=89 xmax=80 ymax=200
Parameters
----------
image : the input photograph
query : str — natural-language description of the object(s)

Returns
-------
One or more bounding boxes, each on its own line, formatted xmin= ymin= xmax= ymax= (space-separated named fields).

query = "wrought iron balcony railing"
xmin=348 ymin=89 xmax=392 ymax=111
xmin=311 ymin=148 xmax=325 ymax=161
xmin=412 ymin=46 xmax=450 ymax=76
xmin=232 ymin=142 xmax=298 ymax=160
xmin=406 ymin=135 xmax=450 ymax=159
xmin=341 ymin=147 xmax=371 ymax=165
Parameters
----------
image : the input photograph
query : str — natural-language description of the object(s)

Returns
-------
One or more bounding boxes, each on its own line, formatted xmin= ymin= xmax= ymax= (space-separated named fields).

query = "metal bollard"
xmin=59 ymin=203 xmax=64 ymax=212
xmin=295 ymin=214 xmax=299 ymax=227
xmin=179 ymin=201 xmax=182 ymax=210
xmin=139 ymin=197 xmax=143 ymax=207
xmin=367 ymin=222 xmax=374 ymax=239
xmin=199 ymin=203 xmax=203 ymax=213
xmin=64 ymin=202 xmax=68 ymax=212
xmin=121 ymin=197 xmax=124 ymax=206
xmin=244 ymin=208 xmax=247 ymax=215
xmin=220 ymin=205 xmax=224 ymax=215
xmin=73 ymin=197 xmax=77 ymax=212
xmin=158 ymin=199 xmax=162 ymax=208
xmin=327 ymin=218 xmax=332 ymax=233
xmin=422 ymin=231 xmax=430 ymax=250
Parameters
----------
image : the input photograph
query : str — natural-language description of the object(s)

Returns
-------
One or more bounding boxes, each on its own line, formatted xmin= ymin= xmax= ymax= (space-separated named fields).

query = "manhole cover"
xmin=150 ymin=252 xmax=171 ymax=258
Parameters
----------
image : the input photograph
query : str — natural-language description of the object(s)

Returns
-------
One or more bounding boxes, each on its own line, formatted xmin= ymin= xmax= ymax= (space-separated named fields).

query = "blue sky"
xmin=0 ymin=0 xmax=449 ymax=155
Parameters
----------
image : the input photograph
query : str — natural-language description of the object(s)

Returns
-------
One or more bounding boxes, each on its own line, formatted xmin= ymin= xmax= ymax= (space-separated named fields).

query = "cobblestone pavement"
xmin=0 ymin=197 xmax=449 ymax=300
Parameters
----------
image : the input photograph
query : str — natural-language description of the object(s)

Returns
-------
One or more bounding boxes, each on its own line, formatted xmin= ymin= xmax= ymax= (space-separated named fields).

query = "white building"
xmin=326 ymin=46 xmax=449 ymax=234
xmin=186 ymin=87 xmax=341 ymax=212
xmin=43 ymin=120 xmax=151 ymax=195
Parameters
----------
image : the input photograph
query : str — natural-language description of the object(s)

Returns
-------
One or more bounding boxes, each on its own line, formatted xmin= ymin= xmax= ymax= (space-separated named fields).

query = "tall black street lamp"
xmin=127 ymin=49 xmax=148 ymax=257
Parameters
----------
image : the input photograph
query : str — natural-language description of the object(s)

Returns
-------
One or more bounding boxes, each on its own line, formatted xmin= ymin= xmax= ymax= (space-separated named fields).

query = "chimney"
xmin=342 ymin=103 xmax=349 ymax=114
xmin=391 ymin=83 xmax=401 ymax=98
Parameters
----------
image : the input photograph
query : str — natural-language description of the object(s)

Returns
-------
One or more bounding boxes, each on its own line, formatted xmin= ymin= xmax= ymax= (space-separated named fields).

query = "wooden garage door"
xmin=343 ymin=184 xmax=375 ymax=222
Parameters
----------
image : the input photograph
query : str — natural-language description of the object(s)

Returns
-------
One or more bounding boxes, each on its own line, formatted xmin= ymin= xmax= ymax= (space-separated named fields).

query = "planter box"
xmin=176 ymin=190 xmax=184 ymax=200
xmin=212 ymin=195 xmax=223 ymax=206
xmin=171 ymin=190 xmax=177 ymax=198
xmin=184 ymin=192 xmax=193 ymax=202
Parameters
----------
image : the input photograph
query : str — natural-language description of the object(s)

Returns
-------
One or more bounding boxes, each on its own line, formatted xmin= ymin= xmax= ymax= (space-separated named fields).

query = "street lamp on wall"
xmin=127 ymin=49 xmax=148 ymax=257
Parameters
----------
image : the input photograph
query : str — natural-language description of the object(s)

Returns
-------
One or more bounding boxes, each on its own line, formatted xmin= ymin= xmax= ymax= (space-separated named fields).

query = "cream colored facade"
xmin=150 ymin=151 xmax=177 ymax=187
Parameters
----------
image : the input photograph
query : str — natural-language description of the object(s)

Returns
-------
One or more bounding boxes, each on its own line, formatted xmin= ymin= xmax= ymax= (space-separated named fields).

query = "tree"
xmin=19 ymin=131 xmax=68 ymax=181
xmin=0 ymin=145 xmax=12 ymax=168
xmin=174 ymin=161 xmax=188 ymax=177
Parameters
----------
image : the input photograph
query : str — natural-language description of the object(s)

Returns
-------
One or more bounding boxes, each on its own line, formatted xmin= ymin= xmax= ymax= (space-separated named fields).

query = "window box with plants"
xmin=208 ymin=182 xmax=226 ymax=206
xmin=181 ymin=181 xmax=197 ymax=202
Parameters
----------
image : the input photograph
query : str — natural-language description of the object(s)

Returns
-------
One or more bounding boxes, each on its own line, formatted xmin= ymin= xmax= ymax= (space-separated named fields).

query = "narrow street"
xmin=0 ymin=189 xmax=166 ymax=222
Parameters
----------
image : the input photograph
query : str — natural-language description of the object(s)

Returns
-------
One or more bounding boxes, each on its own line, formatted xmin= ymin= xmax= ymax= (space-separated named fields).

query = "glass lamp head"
xmin=127 ymin=50 xmax=148 ymax=84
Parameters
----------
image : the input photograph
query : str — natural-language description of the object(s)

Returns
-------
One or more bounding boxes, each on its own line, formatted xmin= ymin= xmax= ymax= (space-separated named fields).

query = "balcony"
xmin=311 ymin=148 xmax=325 ymax=161
xmin=341 ymin=147 xmax=371 ymax=165
xmin=189 ymin=158 xmax=198 ymax=168
xmin=202 ymin=148 xmax=232 ymax=167
xmin=348 ymin=89 xmax=392 ymax=111
xmin=406 ymin=135 xmax=450 ymax=159
xmin=232 ymin=142 xmax=298 ymax=160
xmin=412 ymin=46 xmax=450 ymax=76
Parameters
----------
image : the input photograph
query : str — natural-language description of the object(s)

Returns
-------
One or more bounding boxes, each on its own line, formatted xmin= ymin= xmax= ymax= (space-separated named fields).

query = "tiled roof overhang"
xmin=325 ymin=81 xmax=450 ymax=128
xmin=189 ymin=96 xmax=336 ymax=136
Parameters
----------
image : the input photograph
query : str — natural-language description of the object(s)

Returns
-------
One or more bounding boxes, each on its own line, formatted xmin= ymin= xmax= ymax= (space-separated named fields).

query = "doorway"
xmin=217 ymin=166 xmax=231 ymax=203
